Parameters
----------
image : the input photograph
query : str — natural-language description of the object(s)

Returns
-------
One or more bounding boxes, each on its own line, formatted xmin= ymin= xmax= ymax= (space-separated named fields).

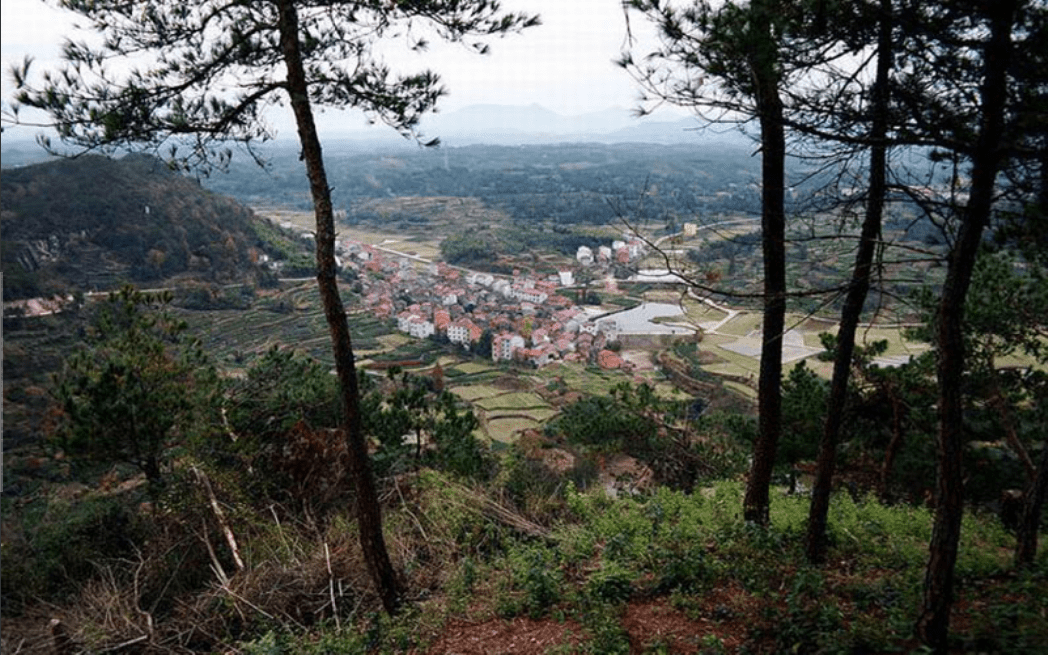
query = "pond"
xmin=603 ymin=302 xmax=697 ymax=335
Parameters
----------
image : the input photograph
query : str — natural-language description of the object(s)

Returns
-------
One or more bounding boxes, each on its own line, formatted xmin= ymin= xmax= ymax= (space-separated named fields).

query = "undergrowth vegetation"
xmin=5 ymin=461 xmax=1046 ymax=653
xmin=3 ymin=296 xmax=1046 ymax=654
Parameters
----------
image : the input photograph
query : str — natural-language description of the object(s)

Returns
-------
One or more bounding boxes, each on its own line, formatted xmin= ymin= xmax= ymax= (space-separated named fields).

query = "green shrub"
xmin=654 ymin=545 xmax=712 ymax=594
xmin=495 ymin=546 xmax=563 ymax=619
xmin=966 ymin=571 xmax=1048 ymax=654
xmin=51 ymin=286 xmax=220 ymax=486
xmin=1 ymin=494 xmax=145 ymax=612
xmin=497 ymin=448 xmax=568 ymax=521
xmin=579 ymin=602 xmax=631 ymax=655
xmin=774 ymin=568 xmax=845 ymax=653
xmin=587 ymin=561 xmax=634 ymax=604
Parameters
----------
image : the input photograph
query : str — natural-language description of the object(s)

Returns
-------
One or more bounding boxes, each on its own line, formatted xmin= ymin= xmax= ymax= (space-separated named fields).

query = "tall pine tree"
xmin=11 ymin=0 xmax=537 ymax=614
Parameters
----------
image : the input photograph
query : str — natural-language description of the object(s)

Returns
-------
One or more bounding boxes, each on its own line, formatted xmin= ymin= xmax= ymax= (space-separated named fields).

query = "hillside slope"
xmin=2 ymin=154 xmax=272 ymax=300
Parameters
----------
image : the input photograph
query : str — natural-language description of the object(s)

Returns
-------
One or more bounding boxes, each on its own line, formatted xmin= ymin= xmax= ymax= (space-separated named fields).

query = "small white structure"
xmin=397 ymin=311 xmax=416 ymax=333
xmin=492 ymin=333 xmax=526 ymax=361
xmin=576 ymin=245 xmax=594 ymax=266
xmin=467 ymin=272 xmax=495 ymax=287
xmin=447 ymin=319 xmax=475 ymax=346
xmin=408 ymin=317 xmax=435 ymax=339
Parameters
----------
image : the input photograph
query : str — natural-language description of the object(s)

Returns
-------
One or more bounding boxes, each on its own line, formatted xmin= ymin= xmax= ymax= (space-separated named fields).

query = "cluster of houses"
xmin=338 ymin=239 xmax=635 ymax=370
xmin=575 ymin=236 xmax=647 ymax=267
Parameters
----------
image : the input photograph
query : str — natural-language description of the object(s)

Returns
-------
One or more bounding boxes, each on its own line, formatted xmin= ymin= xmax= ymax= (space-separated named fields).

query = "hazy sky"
xmin=2 ymin=0 xmax=682 ymax=136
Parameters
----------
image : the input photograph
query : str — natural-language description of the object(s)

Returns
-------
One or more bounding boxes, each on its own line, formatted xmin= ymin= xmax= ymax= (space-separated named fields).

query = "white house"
xmin=447 ymin=319 xmax=474 ymax=346
xmin=467 ymin=272 xmax=494 ymax=287
xmin=492 ymin=333 xmax=526 ymax=361
xmin=408 ymin=317 xmax=435 ymax=339
xmin=397 ymin=311 xmax=417 ymax=333
xmin=492 ymin=279 xmax=512 ymax=297
xmin=576 ymin=245 xmax=594 ymax=266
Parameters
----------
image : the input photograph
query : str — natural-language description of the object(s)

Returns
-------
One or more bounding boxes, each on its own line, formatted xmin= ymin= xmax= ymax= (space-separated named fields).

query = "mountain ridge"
xmin=1 ymin=153 xmax=279 ymax=301
xmin=2 ymin=104 xmax=751 ymax=153
xmin=415 ymin=104 xmax=748 ymax=146
xmin=299 ymin=103 xmax=752 ymax=147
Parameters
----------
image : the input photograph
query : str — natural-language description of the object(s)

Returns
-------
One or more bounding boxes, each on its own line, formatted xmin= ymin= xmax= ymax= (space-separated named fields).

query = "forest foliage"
xmin=1 ymin=154 xmax=296 ymax=300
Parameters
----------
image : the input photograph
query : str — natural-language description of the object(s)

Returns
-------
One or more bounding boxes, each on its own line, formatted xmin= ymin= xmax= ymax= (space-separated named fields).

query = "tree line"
xmin=621 ymin=0 xmax=1047 ymax=649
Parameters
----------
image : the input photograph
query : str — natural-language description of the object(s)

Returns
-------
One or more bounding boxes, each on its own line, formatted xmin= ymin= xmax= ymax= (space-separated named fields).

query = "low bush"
xmin=1 ymin=493 xmax=145 ymax=613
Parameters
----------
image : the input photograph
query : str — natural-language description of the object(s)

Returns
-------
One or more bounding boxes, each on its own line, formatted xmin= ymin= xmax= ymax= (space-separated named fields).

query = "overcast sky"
xmin=2 ymin=0 xmax=686 ymax=139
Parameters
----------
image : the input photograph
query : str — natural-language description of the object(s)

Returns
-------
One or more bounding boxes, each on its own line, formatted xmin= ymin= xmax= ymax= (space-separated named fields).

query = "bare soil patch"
xmin=423 ymin=616 xmax=584 ymax=655
xmin=619 ymin=350 xmax=655 ymax=371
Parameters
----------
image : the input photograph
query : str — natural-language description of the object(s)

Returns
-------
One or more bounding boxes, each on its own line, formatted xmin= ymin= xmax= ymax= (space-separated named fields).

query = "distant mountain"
xmin=0 ymin=140 xmax=58 ymax=168
xmin=415 ymin=104 xmax=749 ymax=147
xmin=1 ymin=105 xmax=751 ymax=153
xmin=312 ymin=103 xmax=752 ymax=148
xmin=1 ymin=153 xmax=276 ymax=300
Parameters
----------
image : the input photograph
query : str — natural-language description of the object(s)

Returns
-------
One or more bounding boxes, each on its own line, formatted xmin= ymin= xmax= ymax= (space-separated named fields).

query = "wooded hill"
xmin=2 ymin=154 xmax=277 ymax=301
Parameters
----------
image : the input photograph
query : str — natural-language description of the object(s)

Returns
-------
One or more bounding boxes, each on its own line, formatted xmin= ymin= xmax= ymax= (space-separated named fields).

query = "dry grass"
xmin=450 ymin=385 xmax=507 ymax=402
xmin=484 ymin=417 xmax=542 ymax=443
xmin=453 ymin=361 xmax=496 ymax=376
xmin=472 ymin=392 xmax=549 ymax=412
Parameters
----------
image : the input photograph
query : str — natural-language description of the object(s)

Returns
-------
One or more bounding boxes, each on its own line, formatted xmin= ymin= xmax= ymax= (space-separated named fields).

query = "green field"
xmin=714 ymin=312 xmax=762 ymax=337
xmin=483 ymin=416 xmax=542 ymax=443
xmin=473 ymin=392 xmax=550 ymax=412
xmin=454 ymin=361 xmax=497 ymax=375
xmin=534 ymin=362 xmax=640 ymax=397
xmin=450 ymin=385 xmax=508 ymax=402
xmin=681 ymin=298 xmax=729 ymax=325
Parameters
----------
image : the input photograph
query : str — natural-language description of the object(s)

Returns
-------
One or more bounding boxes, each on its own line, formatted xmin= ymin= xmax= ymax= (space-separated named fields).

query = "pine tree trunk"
xmin=879 ymin=394 xmax=905 ymax=499
xmin=276 ymin=0 xmax=400 ymax=615
xmin=917 ymin=2 xmax=1015 ymax=648
xmin=1015 ymin=439 xmax=1048 ymax=567
xmin=805 ymin=0 xmax=892 ymax=565
xmin=743 ymin=0 xmax=787 ymax=527
xmin=143 ymin=454 xmax=162 ymax=486
xmin=1012 ymin=11 xmax=1048 ymax=572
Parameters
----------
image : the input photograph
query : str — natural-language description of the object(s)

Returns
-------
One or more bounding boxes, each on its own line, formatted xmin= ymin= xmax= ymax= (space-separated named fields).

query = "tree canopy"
xmin=11 ymin=0 xmax=538 ymax=169
xmin=52 ymin=286 xmax=219 ymax=485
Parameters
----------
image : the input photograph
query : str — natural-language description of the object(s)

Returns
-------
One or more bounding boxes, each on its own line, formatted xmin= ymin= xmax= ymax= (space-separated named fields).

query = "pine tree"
xmin=12 ymin=0 xmax=537 ymax=615
xmin=622 ymin=0 xmax=790 ymax=526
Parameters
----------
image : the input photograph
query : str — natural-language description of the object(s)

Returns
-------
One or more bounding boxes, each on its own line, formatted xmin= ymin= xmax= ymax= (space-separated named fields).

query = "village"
xmin=336 ymin=234 xmax=665 ymax=371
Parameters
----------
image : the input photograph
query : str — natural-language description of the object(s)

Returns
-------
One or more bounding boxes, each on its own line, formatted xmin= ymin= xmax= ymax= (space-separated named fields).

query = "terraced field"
xmin=176 ymin=283 xmax=391 ymax=366
xmin=484 ymin=416 xmax=543 ymax=443
xmin=472 ymin=391 xmax=549 ymax=412
xmin=450 ymin=384 xmax=509 ymax=402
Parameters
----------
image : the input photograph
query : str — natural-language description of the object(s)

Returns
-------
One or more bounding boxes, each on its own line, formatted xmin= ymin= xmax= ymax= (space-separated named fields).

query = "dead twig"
xmin=395 ymin=475 xmax=430 ymax=542
xmin=325 ymin=542 xmax=341 ymax=630
xmin=192 ymin=466 xmax=245 ymax=571
xmin=201 ymin=520 xmax=230 ymax=588
xmin=98 ymin=634 xmax=148 ymax=652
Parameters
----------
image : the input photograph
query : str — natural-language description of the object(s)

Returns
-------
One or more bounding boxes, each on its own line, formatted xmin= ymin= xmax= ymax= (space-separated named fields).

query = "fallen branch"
xmin=201 ymin=520 xmax=230 ymax=588
xmin=98 ymin=635 xmax=148 ymax=652
xmin=192 ymin=466 xmax=245 ymax=570
xmin=447 ymin=481 xmax=551 ymax=539
xmin=325 ymin=543 xmax=340 ymax=630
